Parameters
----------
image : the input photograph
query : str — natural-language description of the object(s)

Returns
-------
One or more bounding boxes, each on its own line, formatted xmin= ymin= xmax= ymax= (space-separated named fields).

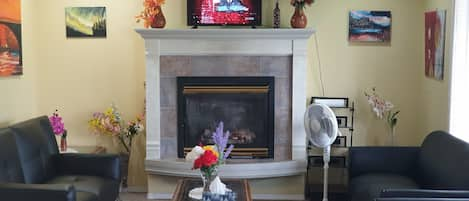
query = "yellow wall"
xmin=1 ymin=0 xmax=455 ymax=191
xmin=4 ymin=0 xmax=439 ymax=153
xmin=305 ymin=0 xmax=426 ymax=146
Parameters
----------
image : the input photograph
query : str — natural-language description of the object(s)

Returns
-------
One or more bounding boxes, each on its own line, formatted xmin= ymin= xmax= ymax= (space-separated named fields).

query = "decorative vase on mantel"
xmin=290 ymin=6 xmax=307 ymax=28
xmin=151 ymin=6 xmax=166 ymax=28
xmin=273 ymin=0 xmax=281 ymax=28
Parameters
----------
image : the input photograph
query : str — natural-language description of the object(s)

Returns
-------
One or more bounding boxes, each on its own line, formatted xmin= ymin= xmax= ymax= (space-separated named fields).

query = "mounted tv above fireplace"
xmin=187 ymin=0 xmax=262 ymax=26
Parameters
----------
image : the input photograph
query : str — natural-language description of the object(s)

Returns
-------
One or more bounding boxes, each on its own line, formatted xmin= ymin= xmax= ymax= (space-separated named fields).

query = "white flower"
xmin=136 ymin=123 xmax=144 ymax=132
xmin=185 ymin=145 xmax=205 ymax=161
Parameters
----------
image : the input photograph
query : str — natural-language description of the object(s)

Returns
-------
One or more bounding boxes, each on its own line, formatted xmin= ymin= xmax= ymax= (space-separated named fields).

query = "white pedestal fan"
xmin=304 ymin=103 xmax=339 ymax=201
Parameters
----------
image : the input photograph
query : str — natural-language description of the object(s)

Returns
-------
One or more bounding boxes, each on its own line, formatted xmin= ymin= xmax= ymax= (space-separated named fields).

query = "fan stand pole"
xmin=322 ymin=146 xmax=331 ymax=201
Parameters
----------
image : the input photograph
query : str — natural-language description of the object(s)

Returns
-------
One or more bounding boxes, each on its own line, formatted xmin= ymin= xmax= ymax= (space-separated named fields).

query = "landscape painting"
xmin=349 ymin=10 xmax=391 ymax=42
xmin=0 ymin=0 xmax=23 ymax=76
xmin=65 ymin=7 xmax=107 ymax=38
xmin=425 ymin=10 xmax=446 ymax=80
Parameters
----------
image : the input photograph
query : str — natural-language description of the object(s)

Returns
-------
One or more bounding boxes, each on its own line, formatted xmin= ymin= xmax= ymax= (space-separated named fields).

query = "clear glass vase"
xmin=388 ymin=126 xmax=396 ymax=146
xmin=201 ymin=168 xmax=218 ymax=193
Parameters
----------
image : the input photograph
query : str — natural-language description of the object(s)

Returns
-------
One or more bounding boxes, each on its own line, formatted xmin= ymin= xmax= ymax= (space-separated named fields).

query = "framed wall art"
xmin=425 ymin=9 xmax=446 ymax=80
xmin=0 ymin=0 xmax=22 ymax=76
xmin=349 ymin=10 xmax=392 ymax=42
xmin=65 ymin=7 xmax=107 ymax=38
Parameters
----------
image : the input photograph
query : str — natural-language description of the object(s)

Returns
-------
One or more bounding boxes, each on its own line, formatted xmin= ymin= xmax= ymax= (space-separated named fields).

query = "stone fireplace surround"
xmin=135 ymin=29 xmax=314 ymax=200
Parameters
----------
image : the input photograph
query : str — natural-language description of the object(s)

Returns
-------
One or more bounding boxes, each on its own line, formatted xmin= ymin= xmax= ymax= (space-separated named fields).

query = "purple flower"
xmin=224 ymin=144 xmax=234 ymax=160
xmin=212 ymin=121 xmax=234 ymax=161
xmin=49 ymin=110 xmax=66 ymax=136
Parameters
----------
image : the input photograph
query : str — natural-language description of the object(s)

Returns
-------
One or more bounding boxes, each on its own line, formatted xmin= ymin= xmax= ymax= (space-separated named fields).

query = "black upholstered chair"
xmin=0 ymin=116 xmax=121 ymax=201
xmin=348 ymin=131 xmax=469 ymax=201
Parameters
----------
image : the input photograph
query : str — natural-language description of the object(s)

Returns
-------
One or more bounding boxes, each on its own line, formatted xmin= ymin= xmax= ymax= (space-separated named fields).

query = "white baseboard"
xmin=146 ymin=193 xmax=304 ymax=200
xmin=146 ymin=193 xmax=172 ymax=200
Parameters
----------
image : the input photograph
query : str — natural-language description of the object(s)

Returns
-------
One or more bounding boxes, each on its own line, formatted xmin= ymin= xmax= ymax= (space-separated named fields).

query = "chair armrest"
xmin=376 ymin=198 xmax=469 ymax=201
xmin=0 ymin=183 xmax=76 ymax=201
xmin=56 ymin=153 xmax=120 ymax=181
xmin=349 ymin=146 xmax=420 ymax=178
xmin=381 ymin=189 xmax=469 ymax=198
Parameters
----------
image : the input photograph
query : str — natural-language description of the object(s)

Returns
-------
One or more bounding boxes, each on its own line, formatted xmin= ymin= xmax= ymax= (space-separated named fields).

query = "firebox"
xmin=177 ymin=77 xmax=275 ymax=159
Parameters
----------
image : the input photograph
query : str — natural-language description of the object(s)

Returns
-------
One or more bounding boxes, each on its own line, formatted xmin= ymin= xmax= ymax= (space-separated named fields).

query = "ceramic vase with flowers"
xmin=88 ymin=104 xmax=145 ymax=187
xmin=135 ymin=0 xmax=166 ymax=28
xmin=49 ymin=110 xmax=67 ymax=152
xmin=185 ymin=122 xmax=234 ymax=199
xmin=365 ymin=88 xmax=400 ymax=145
xmin=290 ymin=0 xmax=314 ymax=28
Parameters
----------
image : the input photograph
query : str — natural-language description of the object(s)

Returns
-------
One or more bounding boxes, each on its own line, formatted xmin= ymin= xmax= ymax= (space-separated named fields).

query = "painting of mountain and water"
xmin=349 ymin=10 xmax=391 ymax=42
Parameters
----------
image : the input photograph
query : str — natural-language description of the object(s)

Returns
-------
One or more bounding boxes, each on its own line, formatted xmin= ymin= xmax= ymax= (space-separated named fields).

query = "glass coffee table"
xmin=172 ymin=178 xmax=252 ymax=201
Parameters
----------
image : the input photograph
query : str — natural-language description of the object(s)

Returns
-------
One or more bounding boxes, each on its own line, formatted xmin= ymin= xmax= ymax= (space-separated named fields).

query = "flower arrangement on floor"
xmin=186 ymin=122 xmax=234 ymax=195
xmin=88 ymin=104 xmax=144 ymax=153
xmin=135 ymin=0 xmax=166 ymax=28
xmin=365 ymin=87 xmax=400 ymax=145
xmin=49 ymin=110 xmax=68 ymax=151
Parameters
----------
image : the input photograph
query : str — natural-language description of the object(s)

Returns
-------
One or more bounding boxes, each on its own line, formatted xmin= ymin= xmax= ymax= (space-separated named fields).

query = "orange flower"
xmin=135 ymin=0 xmax=165 ymax=28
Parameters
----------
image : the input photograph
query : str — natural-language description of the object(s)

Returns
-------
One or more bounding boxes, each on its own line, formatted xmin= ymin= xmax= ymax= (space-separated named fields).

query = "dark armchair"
xmin=348 ymin=131 xmax=469 ymax=201
xmin=0 ymin=116 xmax=121 ymax=201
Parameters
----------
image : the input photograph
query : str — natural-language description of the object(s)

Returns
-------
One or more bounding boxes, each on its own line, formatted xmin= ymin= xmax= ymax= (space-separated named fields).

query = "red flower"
xmin=193 ymin=150 xmax=218 ymax=169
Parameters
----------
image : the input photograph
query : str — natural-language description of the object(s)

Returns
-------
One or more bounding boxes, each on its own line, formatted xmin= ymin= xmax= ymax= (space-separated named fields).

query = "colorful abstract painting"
xmin=0 ymin=0 xmax=22 ymax=76
xmin=65 ymin=7 xmax=106 ymax=38
xmin=349 ymin=10 xmax=391 ymax=42
xmin=425 ymin=10 xmax=446 ymax=80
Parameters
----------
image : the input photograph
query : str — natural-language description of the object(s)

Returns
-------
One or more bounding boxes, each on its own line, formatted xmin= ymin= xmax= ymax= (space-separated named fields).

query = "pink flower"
xmin=49 ymin=110 xmax=66 ymax=136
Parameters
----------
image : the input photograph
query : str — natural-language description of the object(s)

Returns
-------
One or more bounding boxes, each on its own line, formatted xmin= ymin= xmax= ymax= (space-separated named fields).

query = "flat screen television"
xmin=187 ymin=0 xmax=262 ymax=26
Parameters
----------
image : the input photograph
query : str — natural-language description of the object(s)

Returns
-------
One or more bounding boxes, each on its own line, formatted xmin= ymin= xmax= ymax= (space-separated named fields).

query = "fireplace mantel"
xmin=135 ymin=28 xmax=315 ymax=179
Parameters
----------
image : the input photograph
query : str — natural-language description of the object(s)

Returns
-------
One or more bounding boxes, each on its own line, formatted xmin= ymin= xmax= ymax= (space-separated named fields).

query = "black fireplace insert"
xmin=177 ymin=77 xmax=275 ymax=159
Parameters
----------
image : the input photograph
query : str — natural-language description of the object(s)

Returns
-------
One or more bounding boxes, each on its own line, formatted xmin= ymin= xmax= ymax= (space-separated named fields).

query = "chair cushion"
xmin=46 ymin=175 xmax=120 ymax=201
xmin=76 ymin=191 xmax=99 ymax=201
xmin=0 ymin=128 xmax=25 ymax=183
xmin=349 ymin=173 xmax=420 ymax=201
xmin=10 ymin=116 xmax=59 ymax=184
xmin=419 ymin=131 xmax=469 ymax=189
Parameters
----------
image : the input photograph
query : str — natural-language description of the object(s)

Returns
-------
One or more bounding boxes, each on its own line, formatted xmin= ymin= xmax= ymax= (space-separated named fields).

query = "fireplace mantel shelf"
xmin=135 ymin=28 xmax=315 ymax=40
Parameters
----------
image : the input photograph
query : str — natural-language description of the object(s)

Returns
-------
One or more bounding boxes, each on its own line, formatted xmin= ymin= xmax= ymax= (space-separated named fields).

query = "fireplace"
xmin=177 ymin=76 xmax=275 ymax=159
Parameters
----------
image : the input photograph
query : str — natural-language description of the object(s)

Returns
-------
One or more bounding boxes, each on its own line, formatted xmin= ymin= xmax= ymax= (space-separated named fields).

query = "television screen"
xmin=187 ymin=0 xmax=262 ymax=26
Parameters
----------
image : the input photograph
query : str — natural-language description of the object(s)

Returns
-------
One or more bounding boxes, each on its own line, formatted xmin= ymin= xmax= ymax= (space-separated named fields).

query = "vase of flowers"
xmin=49 ymin=110 xmax=67 ymax=152
xmin=290 ymin=0 xmax=314 ymax=28
xmin=186 ymin=122 xmax=234 ymax=196
xmin=135 ymin=0 xmax=166 ymax=28
xmin=88 ymin=104 xmax=144 ymax=187
xmin=365 ymin=88 xmax=400 ymax=145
